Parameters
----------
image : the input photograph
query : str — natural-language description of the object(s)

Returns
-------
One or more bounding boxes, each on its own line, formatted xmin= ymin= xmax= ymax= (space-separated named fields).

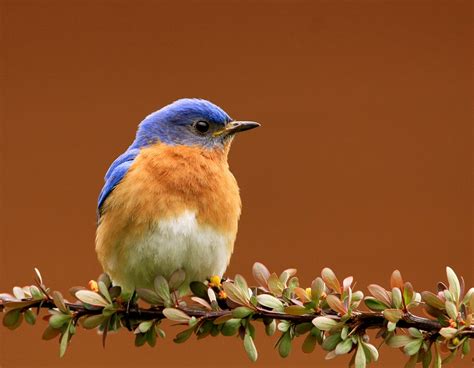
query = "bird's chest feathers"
xmin=109 ymin=143 xmax=241 ymax=234
xmin=128 ymin=210 xmax=232 ymax=280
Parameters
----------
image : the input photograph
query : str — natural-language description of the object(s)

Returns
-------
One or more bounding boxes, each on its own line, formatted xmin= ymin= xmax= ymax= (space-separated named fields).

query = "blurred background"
xmin=0 ymin=0 xmax=472 ymax=367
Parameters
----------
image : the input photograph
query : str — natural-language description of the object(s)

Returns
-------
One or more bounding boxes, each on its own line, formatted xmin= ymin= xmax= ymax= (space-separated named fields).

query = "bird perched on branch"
xmin=95 ymin=98 xmax=259 ymax=296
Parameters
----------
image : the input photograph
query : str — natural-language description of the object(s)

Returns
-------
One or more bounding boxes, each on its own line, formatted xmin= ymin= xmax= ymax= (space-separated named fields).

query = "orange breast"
xmin=96 ymin=143 xmax=241 ymax=270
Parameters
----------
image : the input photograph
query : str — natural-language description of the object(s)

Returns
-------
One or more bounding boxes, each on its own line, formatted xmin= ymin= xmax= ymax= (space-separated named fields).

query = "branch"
xmin=1 ymin=265 xmax=472 ymax=367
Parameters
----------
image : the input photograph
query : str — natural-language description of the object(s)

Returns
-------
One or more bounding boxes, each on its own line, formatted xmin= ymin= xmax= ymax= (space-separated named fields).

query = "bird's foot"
xmin=123 ymin=290 xmax=138 ymax=331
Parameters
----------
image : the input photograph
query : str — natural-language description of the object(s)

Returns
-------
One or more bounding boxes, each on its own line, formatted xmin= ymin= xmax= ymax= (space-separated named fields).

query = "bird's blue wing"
xmin=98 ymin=148 xmax=140 ymax=215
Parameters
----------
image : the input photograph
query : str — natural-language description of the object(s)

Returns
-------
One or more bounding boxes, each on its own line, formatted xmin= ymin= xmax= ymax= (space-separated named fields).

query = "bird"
xmin=95 ymin=98 xmax=260 ymax=296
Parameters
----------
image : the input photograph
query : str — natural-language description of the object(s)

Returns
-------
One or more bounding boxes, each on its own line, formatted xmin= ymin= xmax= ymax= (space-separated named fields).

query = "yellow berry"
xmin=209 ymin=275 xmax=221 ymax=287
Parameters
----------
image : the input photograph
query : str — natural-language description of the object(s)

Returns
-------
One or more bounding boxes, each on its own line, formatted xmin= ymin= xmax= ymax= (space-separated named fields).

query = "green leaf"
xmin=386 ymin=335 xmax=414 ymax=348
xmin=154 ymin=275 xmax=171 ymax=305
xmin=34 ymin=267 xmax=44 ymax=286
xmin=432 ymin=344 xmax=441 ymax=368
xmin=335 ymin=338 xmax=353 ymax=355
xmin=312 ymin=316 xmax=338 ymax=331
xmin=287 ymin=276 xmax=299 ymax=290
xmin=213 ymin=314 xmax=233 ymax=324
xmin=168 ymin=269 xmax=186 ymax=291
xmin=232 ymin=306 xmax=254 ymax=318
xmin=302 ymin=333 xmax=318 ymax=353
xmin=82 ymin=314 xmax=106 ymax=329
xmin=322 ymin=333 xmax=342 ymax=351
xmin=12 ymin=286 xmax=25 ymax=300
xmin=264 ymin=319 xmax=276 ymax=336
xmin=462 ymin=338 xmax=470 ymax=356
xmin=59 ymin=324 xmax=70 ymax=357
xmin=256 ymin=294 xmax=284 ymax=312
xmin=267 ymin=273 xmax=285 ymax=297
xmin=326 ymin=295 xmax=347 ymax=314
xmin=136 ymin=288 xmax=162 ymax=305
xmin=364 ymin=297 xmax=389 ymax=311
xmin=97 ymin=273 xmax=111 ymax=288
xmin=49 ymin=314 xmax=72 ymax=329
xmin=340 ymin=326 xmax=348 ymax=340
xmin=403 ymin=339 xmax=422 ymax=356
xmin=408 ymin=328 xmax=422 ymax=338
xmin=278 ymin=331 xmax=292 ymax=358
xmin=146 ymin=328 xmax=157 ymax=347
xmin=252 ymin=262 xmax=270 ymax=288
xmin=189 ymin=281 xmax=208 ymax=299
xmin=222 ymin=282 xmax=250 ymax=305
xmin=162 ymin=308 xmax=190 ymax=323
xmin=421 ymin=291 xmax=445 ymax=310
xmin=42 ymin=325 xmax=61 ymax=340
xmin=2 ymin=309 xmax=22 ymax=329
xmin=383 ymin=308 xmax=403 ymax=323
xmin=403 ymin=282 xmax=414 ymax=306
xmin=24 ymin=309 xmax=36 ymax=325
xmin=98 ymin=281 xmax=112 ymax=304
xmin=439 ymin=327 xmax=457 ymax=339
xmin=321 ymin=267 xmax=341 ymax=294
xmin=108 ymin=286 xmax=121 ymax=299
xmin=52 ymin=291 xmax=69 ymax=314
xmin=446 ymin=267 xmax=460 ymax=303
xmin=102 ymin=304 xmax=117 ymax=317
xmin=234 ymin=274 xmax=249 ymax=292
xmin=367 ymin=284 xmax=392 ymax=306
xmin=138 ymin=320 xmax=154 ymax=333
xmin=363 ymin=342 xmax=379 ymax=362
xmin=445 ymin=300 xmax=458 ymax=320
xmin=221 ymin=318 xmax=241 ymax=336
xmin=135 ymin=333 xmax=147 ymax=346
xmin=75 ymin=290 xmax=109 ymax=307
xmin=355 ymin=344 xmax=366 ymax=368
xmin=173 ymin=327 xmax=194 ymax=343
xmin=422 ymin=348 xmax=432 ymax=368
xmin=244 ymin=332 xmax=258 ymax=362
xmin=387 ymin=321 xmax=397 ymax=332
xmin=404 ymin=353 xmax=418 ymax=368
xmin=284 ymin=305 xmax=309 ymax=316
xmin=390 ymin=270 xmax=404 ymax=289
xmin=392 ymin=287 xmax=403 ymax=309
xmin=311 ymin=277 xmax=325 ymax=301
xmin=30 ymin=285 xmax=43 ymax=300
xmin=462 ymin=287 xmax=473 ymax=307
xmin=294 ymin=322 xmax=313 ymax=335
xmin=279 ymin=268 xmax=297 ymax=285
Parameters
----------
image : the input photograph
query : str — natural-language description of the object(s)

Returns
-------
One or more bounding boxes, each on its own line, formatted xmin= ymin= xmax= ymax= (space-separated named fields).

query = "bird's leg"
xmin=124 ymin=290 xmax=137 ymax=331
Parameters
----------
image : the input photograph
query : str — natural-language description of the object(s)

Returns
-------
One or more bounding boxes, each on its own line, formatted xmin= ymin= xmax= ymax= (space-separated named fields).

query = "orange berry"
xmin=218 ymin=290 xmax=227 ymax=299
xmin=88 ymin=280 xmax=99 ymax=292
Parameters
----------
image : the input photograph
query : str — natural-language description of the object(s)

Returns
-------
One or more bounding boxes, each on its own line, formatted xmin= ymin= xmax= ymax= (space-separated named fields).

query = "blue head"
xmin=131 ymin=98 xmax=260 ymax=149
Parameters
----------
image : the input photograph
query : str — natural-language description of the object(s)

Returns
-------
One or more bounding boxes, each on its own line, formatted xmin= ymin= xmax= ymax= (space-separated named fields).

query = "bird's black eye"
xmin=194 ymin=121 xmax=210 ymax=133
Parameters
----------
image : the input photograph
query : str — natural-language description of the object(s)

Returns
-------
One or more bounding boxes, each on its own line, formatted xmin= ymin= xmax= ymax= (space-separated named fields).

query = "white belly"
xmin=107 ymin=211 xmax=232 ymax=293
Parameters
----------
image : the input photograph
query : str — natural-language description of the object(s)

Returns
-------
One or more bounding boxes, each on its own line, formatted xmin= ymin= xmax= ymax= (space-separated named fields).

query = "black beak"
xmin=217 ymin=121 xmax=261 ymax=136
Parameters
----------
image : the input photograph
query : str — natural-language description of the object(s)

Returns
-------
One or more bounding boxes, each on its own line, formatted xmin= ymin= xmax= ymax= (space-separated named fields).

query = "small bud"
xmin=218 ymin=290 xmax=227 ymax=299
xmin=88 ymin=280 xmax=99 ymax=292
xmin=209 ymin=275 xmax=222 ymax=288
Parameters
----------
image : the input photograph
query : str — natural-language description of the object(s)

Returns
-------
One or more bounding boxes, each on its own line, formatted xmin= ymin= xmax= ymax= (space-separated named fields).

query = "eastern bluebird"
xmin=95 ymin=98 xmax=259 ymax=295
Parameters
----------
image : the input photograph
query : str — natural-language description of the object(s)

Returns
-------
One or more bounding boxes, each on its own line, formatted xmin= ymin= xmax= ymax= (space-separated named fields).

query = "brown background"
xmin=0 ymin=0 xmax=472 ymax=367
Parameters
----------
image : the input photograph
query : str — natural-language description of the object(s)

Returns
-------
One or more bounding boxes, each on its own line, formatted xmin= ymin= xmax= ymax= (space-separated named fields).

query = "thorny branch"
xmin=0 ymin=264 xmax=472 ymax=367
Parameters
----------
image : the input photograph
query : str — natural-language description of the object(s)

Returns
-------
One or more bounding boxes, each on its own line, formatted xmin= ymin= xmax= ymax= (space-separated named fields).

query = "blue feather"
xmin=98 ymin=148 xmax=139 ymax=215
